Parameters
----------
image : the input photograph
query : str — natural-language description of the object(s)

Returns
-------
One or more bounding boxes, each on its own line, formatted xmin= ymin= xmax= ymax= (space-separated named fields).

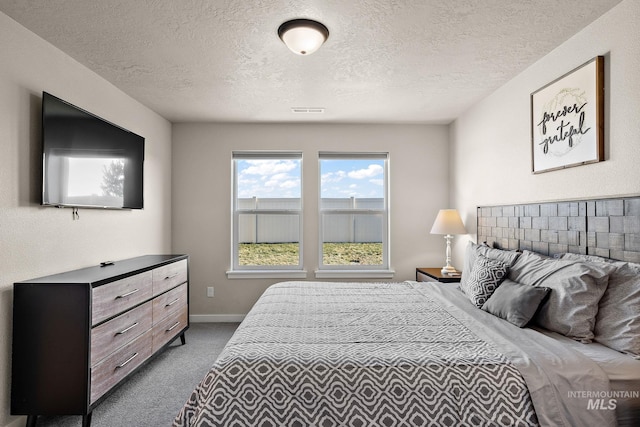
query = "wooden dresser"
xmin=11 ymin=255 xmax=189 ymax=427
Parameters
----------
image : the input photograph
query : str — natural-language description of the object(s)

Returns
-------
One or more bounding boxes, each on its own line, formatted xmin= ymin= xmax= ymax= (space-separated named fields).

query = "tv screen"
xmin=41 ymin=92 xmax=144 ymax=209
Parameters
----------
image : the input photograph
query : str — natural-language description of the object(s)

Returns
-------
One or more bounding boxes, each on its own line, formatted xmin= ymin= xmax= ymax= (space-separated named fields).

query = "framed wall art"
xmin=531 ymin=56 xmax=604 ymax=174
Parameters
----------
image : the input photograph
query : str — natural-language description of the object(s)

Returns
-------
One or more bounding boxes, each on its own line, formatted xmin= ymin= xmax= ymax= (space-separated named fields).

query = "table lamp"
xmin=430 ymin=209 xmax=467 ymax=274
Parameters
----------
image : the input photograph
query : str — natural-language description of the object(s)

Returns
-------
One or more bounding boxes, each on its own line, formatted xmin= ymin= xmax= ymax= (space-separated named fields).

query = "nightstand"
xmin=416 ymin=267 xmax=462 ymax=283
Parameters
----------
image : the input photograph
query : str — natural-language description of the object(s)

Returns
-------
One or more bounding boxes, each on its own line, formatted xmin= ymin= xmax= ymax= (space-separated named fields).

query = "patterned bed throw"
xmin=174 ymin=282 xmax=538 ymax=426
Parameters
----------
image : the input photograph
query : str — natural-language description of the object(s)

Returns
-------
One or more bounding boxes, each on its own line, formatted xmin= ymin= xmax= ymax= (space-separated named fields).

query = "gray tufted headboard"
xmin=477 ymin=196 xmax=640 ymax=263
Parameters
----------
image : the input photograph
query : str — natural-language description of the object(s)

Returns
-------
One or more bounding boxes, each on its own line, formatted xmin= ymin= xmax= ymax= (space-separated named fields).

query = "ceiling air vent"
xmin=291 ymin=107 xmax=325 ymax=114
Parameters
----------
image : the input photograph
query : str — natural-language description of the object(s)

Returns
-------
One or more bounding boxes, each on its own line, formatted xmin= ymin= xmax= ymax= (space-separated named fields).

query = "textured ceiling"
xmin=0 ymin=0 xmax=622 ymax=123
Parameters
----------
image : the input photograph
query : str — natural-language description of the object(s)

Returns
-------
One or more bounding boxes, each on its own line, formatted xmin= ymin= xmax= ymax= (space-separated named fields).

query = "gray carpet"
xmin=35 ymin=323 xmax=239 ymax=427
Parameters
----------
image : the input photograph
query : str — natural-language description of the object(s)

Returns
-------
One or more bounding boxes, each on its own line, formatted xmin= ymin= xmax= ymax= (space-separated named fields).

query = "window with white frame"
xmin=318 ymin=152 xmax=390 ymax=271
xmin=231 ymin=152 xmax=303 ymax=272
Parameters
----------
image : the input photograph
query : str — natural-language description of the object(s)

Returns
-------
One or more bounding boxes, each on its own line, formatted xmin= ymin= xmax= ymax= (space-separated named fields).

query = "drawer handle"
xmin=115 ymin=288 xmax=139 ymax=299
xmin=166 ymin=322 xmax=181 ymax=332
xmin=164 ymin=273 xmax=179 ymax=280
xmin=165 ymin=298 xmax=180 ymax=307
xmin=115 ymin=352 xmax=138 ymax=370
xmin=115 ymin=322 xmax=139 ymax=335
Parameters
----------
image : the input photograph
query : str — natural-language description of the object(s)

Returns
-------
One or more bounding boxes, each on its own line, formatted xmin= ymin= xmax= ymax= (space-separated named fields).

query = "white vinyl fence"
xmin=238 ymin=197 xmax=383 ymax=244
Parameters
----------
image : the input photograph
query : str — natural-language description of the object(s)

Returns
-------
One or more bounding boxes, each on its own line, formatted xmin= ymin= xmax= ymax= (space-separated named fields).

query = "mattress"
xmin=174 ymin=281 xmax=618 ymax=427
xmin=533 ymin=326 xmax=640 ymax=426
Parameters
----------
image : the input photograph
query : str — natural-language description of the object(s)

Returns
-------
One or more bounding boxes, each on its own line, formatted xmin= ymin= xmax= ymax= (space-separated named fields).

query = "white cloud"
xmin=348 ymin=164 xmax=383 ymax=179
xmin=241 ymin=160 xmax=297 ymax=177
xmin=238 ymin=177 xmax=258 ymax=186
xmin=265 ymin=172 xmax=292 ymax=187
xmin=237 ymin=159 xmax=300 ymax=198
xmin=369 ymin=178 xmax=383 ymax=186
xmin=321 ymin=170 xmax=347 ymax=184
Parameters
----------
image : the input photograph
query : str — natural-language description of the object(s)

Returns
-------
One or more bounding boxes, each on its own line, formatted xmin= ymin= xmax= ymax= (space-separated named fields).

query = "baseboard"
xmin=6 ymin=416 xmax=25 ymax=427
xmin=189 ymin=314 xmax=245 ymax=323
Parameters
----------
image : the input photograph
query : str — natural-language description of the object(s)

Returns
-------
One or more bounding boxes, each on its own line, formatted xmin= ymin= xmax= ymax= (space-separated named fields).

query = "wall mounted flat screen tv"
xmin=42 ymin=92 xmax=145 ymax=209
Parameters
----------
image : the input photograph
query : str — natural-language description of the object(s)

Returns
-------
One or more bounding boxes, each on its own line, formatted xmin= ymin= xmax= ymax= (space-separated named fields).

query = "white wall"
xmin=0 ymin=12 xmax=173 ymax=427
xmin=450 ymin=0 xmax=640 ymax=262
xmin=172 ymin=123 xmax=450 ymax=317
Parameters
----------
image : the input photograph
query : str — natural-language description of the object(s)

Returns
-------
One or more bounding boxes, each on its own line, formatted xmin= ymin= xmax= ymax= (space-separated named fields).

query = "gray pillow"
xmin=559 ymin=253 xmax=640 ymax=358
xmin=462 ymin=254 xmax=508 ymax=307
xmin=482 ymin=279 xmax=550 ymax=327
xmin=460 ymin=242 xmax=480 ymax=291
xmin=557 ymin=253 xmax=610 ymax=263
xmin=509 ymin=250 xmax=614 ymax=343
xmin=460 ymin=242 xmax=521 ymax=295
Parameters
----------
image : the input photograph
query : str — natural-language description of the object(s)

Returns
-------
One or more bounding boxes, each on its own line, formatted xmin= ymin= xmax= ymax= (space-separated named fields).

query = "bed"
xmin=174 ymin=197 xmax=640 ymax=427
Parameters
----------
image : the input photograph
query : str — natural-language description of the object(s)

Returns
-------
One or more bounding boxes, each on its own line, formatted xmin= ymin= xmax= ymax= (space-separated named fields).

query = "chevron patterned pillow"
xmin=463 ymin=253 xmax=509 ymax=307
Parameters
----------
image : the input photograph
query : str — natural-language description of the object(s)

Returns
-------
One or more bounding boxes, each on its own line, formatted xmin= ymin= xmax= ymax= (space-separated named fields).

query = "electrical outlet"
xmin=207 ymin=286 xmax=214 ymax=297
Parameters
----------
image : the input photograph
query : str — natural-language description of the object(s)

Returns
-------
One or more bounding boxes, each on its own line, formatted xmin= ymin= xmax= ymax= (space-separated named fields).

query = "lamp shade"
xmin=430 ymin=209 xmax=467 ymax=235
xmin=278 ymin=19 xmax=329 ymax=55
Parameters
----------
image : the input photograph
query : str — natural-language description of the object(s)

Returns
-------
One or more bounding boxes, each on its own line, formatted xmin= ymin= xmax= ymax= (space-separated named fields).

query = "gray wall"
xmin=2 ymin=1 xmax=637 ymax=425
xmin=450 ymin=0 xmax=640 ymax=264
xmin=0 ymin=12 xmax=173 ymax=427
xmin=172 ymin=123 xmax=450 ymax=318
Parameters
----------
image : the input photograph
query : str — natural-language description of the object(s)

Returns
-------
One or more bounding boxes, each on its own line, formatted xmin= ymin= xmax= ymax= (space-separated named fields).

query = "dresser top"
xmin=15 ymin=254 xmax=188 ymax=287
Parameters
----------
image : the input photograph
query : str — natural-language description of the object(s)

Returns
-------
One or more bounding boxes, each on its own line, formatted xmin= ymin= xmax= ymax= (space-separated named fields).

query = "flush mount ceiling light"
xmin=278 ymin=19 xmax=329 ymax=55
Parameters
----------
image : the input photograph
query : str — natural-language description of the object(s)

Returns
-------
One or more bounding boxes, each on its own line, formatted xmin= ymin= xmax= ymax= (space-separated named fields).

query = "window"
xmin=230 ymin=152 xmax=304 ymax=276
xmin=318 ymin=152 xmax=391 ymax=276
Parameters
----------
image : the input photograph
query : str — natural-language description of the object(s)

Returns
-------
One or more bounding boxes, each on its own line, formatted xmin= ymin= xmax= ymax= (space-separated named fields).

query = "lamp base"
xmin=441 ymin=265 xmax=457 ymax=275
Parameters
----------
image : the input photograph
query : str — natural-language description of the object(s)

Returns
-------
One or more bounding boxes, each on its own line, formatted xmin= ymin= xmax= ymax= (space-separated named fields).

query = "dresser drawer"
xmin=92 ymin=271 xmax=153 ymax=325
xmin=152 ymin=259 xmax=187 ymax=296
xmin=152 ymin=304 xmax=188 ymax=353
xmin=90 ymin=329 xmax=153 ymax=403
xmin=153 ymin=282 xmax=187 ymax=324
xmin=91 ymin=301 xmax=153 ymax=367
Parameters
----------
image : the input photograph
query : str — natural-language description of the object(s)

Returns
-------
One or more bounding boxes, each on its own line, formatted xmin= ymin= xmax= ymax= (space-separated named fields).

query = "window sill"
xmin=226 ymin=270 xmax=308 ymax=279
xmin=314 ymin=269 xmax=395 ymax=279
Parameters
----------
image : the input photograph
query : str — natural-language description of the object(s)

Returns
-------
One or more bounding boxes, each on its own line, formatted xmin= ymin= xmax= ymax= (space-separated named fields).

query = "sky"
xmin=236 ymin=158 xmax=385 ymax=199
xmin=320 ymin=159 xmax=385 ymax=198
